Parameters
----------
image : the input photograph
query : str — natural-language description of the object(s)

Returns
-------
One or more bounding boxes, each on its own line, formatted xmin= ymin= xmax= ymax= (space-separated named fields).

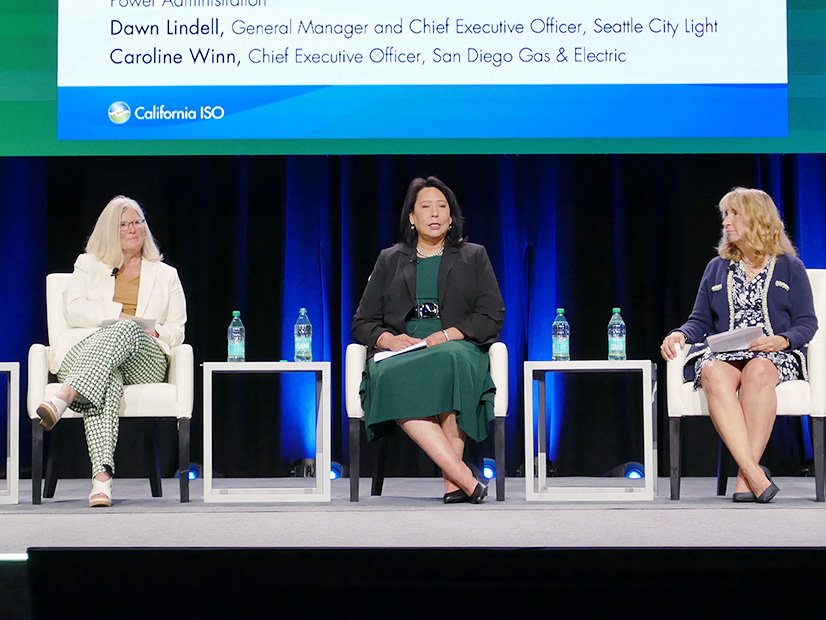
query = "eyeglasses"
xmin=120 ymin=219 xmax=145 ymax=230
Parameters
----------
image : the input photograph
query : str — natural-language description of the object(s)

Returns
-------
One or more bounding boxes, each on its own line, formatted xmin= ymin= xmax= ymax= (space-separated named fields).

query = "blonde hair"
xmin=85 ymin=196 xmax=163 ymax=268
xmin=717 ymin=187 xmax=796 ymax=261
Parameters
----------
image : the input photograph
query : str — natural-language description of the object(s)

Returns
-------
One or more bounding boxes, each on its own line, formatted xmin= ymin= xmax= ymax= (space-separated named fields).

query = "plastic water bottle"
xmin=552 ymin=308 xmax=570 ymax=361
xmin=227 ymin=310 xmax=245 ymax=362
xmin=608 ymin=307 xmax=627 ymax=360
xmin=294 ymin=308 xmax=312 ymax=362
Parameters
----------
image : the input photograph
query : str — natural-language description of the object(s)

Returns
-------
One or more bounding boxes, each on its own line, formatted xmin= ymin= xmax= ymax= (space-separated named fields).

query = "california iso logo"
xmin=108 ymin=101 xmax=131 ymax=124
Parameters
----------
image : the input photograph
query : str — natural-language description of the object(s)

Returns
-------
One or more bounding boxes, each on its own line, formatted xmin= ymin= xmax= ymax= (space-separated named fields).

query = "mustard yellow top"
xmin=113 ymin=274 xmax=140 ymax=316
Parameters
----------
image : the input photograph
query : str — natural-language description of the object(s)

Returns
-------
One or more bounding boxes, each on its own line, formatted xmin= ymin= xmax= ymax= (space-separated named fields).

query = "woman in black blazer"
xmin=353 ymin=176 xmax=505 ymax=504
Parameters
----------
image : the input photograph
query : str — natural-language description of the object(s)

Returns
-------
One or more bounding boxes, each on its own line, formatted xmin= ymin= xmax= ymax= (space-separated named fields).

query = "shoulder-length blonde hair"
xmin=85 ymin=196 xmax=163 ymax=268
xmin=717 ymin=187 xmax=796 ymax=261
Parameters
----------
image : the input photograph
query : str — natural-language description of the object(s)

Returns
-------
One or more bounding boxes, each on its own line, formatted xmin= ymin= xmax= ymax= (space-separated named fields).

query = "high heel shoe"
xmin=733 ymin=466 xmax=776 ymax=503
xmin=443 ymin=489 xmax=469 ymax=504
xmin=756 ymin=483 xmax=779 ymax=503
xmin=755 ymin=465 xmax=779 ymax=503
xmin=469 ymin=482 xmax=488 ymax=504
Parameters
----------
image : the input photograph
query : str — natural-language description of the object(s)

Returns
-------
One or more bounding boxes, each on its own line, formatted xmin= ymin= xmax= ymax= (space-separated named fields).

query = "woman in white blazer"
xmin=36 ymin=196 xmax=187 ymax=507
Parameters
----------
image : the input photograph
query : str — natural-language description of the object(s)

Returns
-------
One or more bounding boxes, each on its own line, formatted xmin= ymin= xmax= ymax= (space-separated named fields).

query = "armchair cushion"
xmin=28 ymin=344 xmax=193 ymax=421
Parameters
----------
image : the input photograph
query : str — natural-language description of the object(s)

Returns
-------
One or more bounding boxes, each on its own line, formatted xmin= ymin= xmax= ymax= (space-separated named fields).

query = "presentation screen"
xmin=2 ymin=0 xmax=825 ymax=155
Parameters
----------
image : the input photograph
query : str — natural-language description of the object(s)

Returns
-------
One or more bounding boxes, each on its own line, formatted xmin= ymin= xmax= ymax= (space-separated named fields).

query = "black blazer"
xmin=352 ymin=241 xmax=505 ymax=357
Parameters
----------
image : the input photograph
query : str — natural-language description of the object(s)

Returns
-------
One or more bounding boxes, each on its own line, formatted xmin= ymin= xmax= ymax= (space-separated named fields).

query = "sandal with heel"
xmin=36 ymin=397 xmax=69 ymax=431
xmin=89 ymin=477 xmax=113 ymax=508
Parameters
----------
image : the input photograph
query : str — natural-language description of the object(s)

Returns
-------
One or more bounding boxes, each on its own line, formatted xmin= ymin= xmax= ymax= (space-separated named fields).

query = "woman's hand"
xmin=376 ymin=332 xmax=422 ymax=352
xmin=749 ymin=335 xmax=789 ymax=353
xmin=661 ymin=332 xmax=686 ymax=361
xmin=424 ymin=327 xmax=464 ymax=348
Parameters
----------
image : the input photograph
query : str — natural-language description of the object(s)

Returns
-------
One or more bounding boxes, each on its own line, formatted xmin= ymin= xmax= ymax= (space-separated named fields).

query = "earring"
xmin=410 ymin=224 xmax=415 ymax=230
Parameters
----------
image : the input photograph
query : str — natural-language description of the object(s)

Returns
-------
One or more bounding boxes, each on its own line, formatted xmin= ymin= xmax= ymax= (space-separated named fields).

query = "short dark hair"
xmin=399 ymin=176 xmax=465 ymax=246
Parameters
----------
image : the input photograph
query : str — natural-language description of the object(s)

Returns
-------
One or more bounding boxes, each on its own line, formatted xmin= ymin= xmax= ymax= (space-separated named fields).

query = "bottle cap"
xmin=556 ymin=308 xmax=564 ymax=314
xmin=612 ymin=307 xmax=621 ymax=313
xmin=232 ymin=310 xmax=240 ymax=317
xmin=300 ymin=307 xmax=307 ymax=314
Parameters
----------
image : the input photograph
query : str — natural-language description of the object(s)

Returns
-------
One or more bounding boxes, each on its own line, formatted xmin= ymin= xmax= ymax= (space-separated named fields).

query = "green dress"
xmin=359 ymin=255 xmax=497 ymax=442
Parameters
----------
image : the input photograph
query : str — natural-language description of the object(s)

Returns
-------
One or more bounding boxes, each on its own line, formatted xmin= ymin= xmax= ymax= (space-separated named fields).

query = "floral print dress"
xmin=693 ymin=260 xmax=801 ymax=390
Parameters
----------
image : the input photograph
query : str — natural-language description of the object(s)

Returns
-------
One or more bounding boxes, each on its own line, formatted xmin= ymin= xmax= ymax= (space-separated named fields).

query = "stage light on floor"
xmin=482 ymin=458 xmax=496 ymax=480
xmin=330 ymin=462 xmax=343 ymax=480
xmin=625 ymin=464 xmax=644 ymax=479
xmin=605 ymin=461 xmax=645 ymax=479
xmin=175 ymin=463 xmax=201 ymax=480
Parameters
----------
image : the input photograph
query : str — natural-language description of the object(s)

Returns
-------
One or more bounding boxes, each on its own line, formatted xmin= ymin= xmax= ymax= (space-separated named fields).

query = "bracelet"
xmin=442 ymin=329 xmax=450 ymax=342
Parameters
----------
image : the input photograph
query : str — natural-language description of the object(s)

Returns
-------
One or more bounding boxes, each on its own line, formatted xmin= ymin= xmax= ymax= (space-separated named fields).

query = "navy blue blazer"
xmin=673 ymin=253 xmax=818 ymax=381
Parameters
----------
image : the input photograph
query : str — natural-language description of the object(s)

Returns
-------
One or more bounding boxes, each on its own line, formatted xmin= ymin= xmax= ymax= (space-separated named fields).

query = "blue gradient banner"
xmin=58 ymin=83 xmax=788 ymax=141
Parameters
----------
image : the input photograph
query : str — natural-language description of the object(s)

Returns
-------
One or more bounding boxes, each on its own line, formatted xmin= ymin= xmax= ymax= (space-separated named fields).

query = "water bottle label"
xmin=228 ymin=341 xmax=244 ymax=357
xmin=552 ymin=338 xmax=569 ymax=359
xmin=295 ymin=336 xmax=312 ymax=361
xmin=608 ymin=336 xmax=626 ymax=360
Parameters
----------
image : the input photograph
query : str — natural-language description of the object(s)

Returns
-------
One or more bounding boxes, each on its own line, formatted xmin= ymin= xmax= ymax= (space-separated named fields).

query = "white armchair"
xmin=26 ymin=273 xmax=193 ymax=504
xmin=667 ymin=269 xmax=826 ymax=501
xmin=346 ymin=341 xmax=508 ymax=501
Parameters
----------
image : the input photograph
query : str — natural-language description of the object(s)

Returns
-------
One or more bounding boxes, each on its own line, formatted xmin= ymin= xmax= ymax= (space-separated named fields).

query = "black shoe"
xmin=732 ymin=491 xmax=756 ymax=503
xmin=469 ymin=482 xmax=488 ymax=504
xmin=443 ymin=489 xmax=469 ymax=504
xmin=756 ymin=482 xmax=780 ymax=503
xmin=760 ymin=465 xmax=773 ymax=483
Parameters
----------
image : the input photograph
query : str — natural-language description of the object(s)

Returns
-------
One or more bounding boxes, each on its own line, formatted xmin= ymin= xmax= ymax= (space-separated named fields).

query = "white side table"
xmin=0 ymin=362 xmax=19 ymax=504
xmin=523 ymin=360 xmax=658 ymax=501
xmin=203 ymin=361 xmax=331 ymax=503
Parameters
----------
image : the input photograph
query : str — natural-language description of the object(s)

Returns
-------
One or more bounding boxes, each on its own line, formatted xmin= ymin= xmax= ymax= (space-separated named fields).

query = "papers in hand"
xmin=101 ymin=318 xmax=156 ymax=331
xmin=707 ymin=326 xmax=764 ymax=353
xmin=374 ymin=340 xmax=427 ymax=362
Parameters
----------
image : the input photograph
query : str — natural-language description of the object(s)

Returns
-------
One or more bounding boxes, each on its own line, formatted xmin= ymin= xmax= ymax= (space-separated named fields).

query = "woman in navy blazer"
xmin=661 ymin=188 xmax=817 ymax=503
xmin=353 ymin=177 xmax=505 ymax=504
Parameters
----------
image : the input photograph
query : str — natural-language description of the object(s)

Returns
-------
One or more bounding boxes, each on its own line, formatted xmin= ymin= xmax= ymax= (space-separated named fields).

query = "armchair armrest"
xmin=489 ymin=342 xmax=508 ymax=418
xmin=27 ymin=344 xmax=50 ymax=420
xmin=345 ymin=343 xmax=367 ymax=419
xmin=168 ymin=343 xmax=193 ymax=419
xmin=808 ymin=340 xmax=826 ymax=416
xmin=666 ymin=343 xmax=690 ymax=418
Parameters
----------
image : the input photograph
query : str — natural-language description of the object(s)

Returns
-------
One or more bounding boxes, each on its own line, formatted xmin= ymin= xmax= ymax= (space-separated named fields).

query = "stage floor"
xmin=2 ymin=476 xmax=826 ymax=553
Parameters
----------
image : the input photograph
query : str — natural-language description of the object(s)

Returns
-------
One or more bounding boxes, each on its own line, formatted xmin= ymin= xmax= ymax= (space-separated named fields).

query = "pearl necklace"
xmin=416 ymin=246 xmax=444 ymax=258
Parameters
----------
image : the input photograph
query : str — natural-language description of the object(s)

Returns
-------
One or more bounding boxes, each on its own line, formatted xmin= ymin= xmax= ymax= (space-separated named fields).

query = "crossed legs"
xmin=397 ymin=413 xmax=479 ymax=496
xmin=700 ymin=358 xmax=778 ymax=497
xmin=41 ymin=321 xmax=168 ymax=505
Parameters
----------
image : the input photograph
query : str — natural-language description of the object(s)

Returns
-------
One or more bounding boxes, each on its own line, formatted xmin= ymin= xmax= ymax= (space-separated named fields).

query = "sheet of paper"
xmin=101 ymin=318 xmax=156 ymax=331
xmin=374 ymin=340 xmax=428 ymax=363
xmin=707 ymin=326 xmax=764 ymax=353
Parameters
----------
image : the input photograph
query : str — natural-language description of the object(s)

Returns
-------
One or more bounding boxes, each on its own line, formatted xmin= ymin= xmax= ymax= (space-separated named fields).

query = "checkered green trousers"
xmin=57 ymin=320 xmax=168 ymax=477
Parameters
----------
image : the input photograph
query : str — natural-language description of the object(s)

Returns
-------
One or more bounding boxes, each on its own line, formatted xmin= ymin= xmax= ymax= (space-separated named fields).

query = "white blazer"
xmin=51 ymin=253 xmax=187 ymax=373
